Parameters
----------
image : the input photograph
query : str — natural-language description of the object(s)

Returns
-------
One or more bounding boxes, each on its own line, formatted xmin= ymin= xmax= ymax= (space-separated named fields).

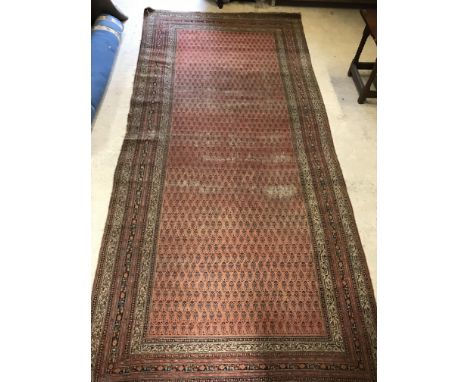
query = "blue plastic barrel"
xmin=91 ymin=14 xmax=124 ymax=121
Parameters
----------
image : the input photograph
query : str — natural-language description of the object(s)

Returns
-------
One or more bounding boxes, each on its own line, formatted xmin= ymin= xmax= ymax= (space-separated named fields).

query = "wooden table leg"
xmin=348 ymin=25 xmax=370 ymax=77
xmin=358 ymin=60 xmax=377 ymax=104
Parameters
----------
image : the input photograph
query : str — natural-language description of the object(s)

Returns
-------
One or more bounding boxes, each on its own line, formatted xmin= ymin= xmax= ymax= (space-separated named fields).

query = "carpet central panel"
xmin=148 ymin=28 xmax=326 ymax=338
xmin=92 ymin=10 xmax=377 ymax=381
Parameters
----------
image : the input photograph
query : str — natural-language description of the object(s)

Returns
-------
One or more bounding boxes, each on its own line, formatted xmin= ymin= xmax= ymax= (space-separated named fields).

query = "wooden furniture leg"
xmin=347 ymin=9 xmax=377 ymax=104
xmin=348 ymin=25 xmax=370 ymax=77
xmin=358 ymin=60 xmax=377 ymax=104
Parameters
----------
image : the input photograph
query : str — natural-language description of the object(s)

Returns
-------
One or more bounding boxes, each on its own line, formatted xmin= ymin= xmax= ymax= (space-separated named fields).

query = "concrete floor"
xmin=91 ymin=0 xmax=377 ymax=294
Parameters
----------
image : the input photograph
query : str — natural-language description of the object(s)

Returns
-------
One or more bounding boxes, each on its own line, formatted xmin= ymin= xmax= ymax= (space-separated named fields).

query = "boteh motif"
xmin=92 ymin=10 xmax=377 ymax=381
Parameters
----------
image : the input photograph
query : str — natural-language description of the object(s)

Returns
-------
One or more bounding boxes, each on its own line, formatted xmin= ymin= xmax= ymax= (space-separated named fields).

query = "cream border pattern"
xmin=291 ymin=23 xmax=377 ymax=360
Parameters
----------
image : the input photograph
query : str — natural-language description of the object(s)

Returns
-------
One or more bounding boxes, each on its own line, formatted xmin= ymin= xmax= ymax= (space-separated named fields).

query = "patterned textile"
xmin=92 ymin=10 xmax=376 ymax=381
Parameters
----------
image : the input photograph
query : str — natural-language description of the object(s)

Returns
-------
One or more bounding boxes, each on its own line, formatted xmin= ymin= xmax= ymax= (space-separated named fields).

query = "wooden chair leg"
xmin=348 ymin=25 xmax=370 ymax=77
xmin=358 ymin=60 xmax=377 ymax=104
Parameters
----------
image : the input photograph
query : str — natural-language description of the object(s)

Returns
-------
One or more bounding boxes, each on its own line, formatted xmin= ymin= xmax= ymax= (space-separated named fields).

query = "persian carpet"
xmin=92 ymin=10 xmax=377 ymax=381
